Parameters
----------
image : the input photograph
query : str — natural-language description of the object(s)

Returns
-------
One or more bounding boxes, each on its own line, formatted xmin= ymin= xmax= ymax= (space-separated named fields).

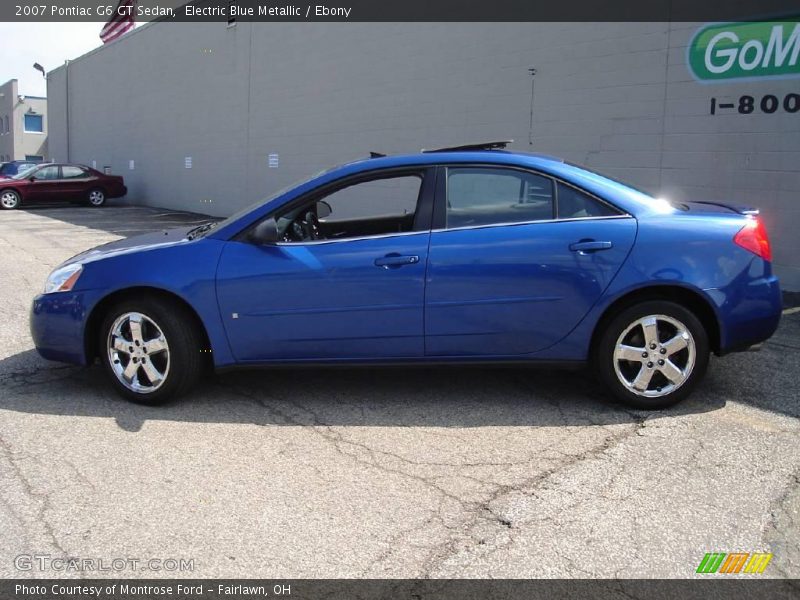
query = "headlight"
xmin=44 ymin=264 xmax=83 ymax=294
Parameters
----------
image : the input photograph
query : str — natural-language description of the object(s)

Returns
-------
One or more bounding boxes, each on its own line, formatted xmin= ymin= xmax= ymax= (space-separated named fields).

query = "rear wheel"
xmin=99 ymin=297 xmax=204 ymax=404
xmin=87 ymin=188 xmax=106 ymax=207
xmin=1 ymin=190 xmax=20 ymax=209
xmin=595 ymin=301 xmax=709 ymax=409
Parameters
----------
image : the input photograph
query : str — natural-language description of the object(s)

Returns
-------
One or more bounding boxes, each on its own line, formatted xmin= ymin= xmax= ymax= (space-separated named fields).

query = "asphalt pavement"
xmin=0 ymin=205 xmax=798 ymax=579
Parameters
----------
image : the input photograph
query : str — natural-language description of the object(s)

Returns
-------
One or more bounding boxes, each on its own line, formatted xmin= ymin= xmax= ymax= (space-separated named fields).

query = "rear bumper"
xmin=109 ymin=185 xmax=127 ymax=199
xmin=713 ymin=274 xmax=782 ymax=354
xmin=30 ymin=291 xmax=95 ymax=366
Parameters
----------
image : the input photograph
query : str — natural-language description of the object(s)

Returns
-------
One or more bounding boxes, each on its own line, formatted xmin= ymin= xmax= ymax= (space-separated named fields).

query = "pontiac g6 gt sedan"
xmin=30 ymin=143 xmax=782 ymax=409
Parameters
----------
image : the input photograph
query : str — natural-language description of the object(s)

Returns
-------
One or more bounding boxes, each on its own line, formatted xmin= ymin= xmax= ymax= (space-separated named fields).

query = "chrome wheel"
xmin=1 ymin=191 xmax=19 ymax=209
xmin=88 ymin=190 xmax=105 ymax=206
xmin=107 ymin=312 xmax=170 ymax=394
xmin=613 ymin=314 xmax=695 ymax=398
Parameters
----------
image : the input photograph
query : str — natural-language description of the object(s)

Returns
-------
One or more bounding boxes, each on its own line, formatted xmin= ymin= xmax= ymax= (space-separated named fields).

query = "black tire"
xmin=1 ymin=189 xmax=20 ymax=210
xmin=87 ymin=188 xmax=106 ymax=207
xmin=594 ymin=300 xmax=709 ymax=410
xmin=98 ymin=296 xmax=204 ymax=405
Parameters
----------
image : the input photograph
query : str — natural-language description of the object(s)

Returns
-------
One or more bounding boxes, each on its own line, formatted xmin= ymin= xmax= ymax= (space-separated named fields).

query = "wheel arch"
xmin=88 ymin=185 xmax=107 ymax=194
xmin=84 ymin=286 xmax=212 ymax=365
xmin=0 ymin=187 xmax=23 ymax=199
xmin=589 ymin=284 xmax=722 ymax=356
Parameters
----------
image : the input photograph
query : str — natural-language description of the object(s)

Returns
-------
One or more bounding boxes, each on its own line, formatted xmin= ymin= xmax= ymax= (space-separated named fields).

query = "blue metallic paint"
xmin=29 ymin=151 xmax=782 ymax=370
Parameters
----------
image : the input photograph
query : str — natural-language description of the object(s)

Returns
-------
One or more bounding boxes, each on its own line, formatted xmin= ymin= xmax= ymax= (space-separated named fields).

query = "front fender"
xmin=74 ymin=238 xmax=235 ymax=367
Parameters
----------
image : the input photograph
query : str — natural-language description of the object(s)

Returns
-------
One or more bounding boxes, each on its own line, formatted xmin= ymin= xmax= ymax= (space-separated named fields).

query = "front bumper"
xmin=30 ymin=290 xmax=96 ymax=365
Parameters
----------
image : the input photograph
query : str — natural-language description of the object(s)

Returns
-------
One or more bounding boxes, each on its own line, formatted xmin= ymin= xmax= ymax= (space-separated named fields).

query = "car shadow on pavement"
xmin=0 ymin=349 xmax=730 ymax=433
xmin=19 ymin=205 xmax=217 ymax=239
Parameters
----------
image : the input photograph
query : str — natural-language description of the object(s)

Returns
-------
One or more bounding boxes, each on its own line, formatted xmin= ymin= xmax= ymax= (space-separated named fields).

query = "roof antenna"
xmin=528 ymin=68 xmax=537 ymax=146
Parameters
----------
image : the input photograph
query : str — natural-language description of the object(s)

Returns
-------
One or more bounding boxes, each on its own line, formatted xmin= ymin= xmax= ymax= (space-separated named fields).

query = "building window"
xmin=2 ymin=115 xmax=8 ymax=133
xmin=25 ymin=155 xmax=44 ymax=162
xmin=24 ymin=114 xmax=43 ymax=133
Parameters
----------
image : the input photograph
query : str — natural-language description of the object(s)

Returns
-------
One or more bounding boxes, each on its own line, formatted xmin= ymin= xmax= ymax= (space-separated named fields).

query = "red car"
xmin=0 ymin=163 xmax=127 ymax=209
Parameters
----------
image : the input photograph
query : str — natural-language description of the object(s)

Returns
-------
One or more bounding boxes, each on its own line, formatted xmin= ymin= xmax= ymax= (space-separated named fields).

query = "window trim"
xmin=433 ymin=164 xmax=629 ymax=231
xmin=235 ymin=166 xmax=437 ymax=245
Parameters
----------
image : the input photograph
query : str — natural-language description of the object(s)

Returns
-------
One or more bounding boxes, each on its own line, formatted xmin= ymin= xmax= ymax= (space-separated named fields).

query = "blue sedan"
xmin=30 ymin=143 xmax=782 ymax=409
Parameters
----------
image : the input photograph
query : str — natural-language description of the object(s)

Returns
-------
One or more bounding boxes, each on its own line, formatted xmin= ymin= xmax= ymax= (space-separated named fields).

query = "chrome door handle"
xmin=374 ymin=254 xmax=420 ymax=268
xmin=569 ymin=240 xmax=613 ymax=254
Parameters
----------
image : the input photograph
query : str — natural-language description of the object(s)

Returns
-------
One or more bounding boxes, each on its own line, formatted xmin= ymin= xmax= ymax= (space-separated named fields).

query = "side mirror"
xmin=248 ymin=217 xmax=279 ymax=245
xmin=28 ymin=176 xmax=36 ymax=182
xmin=316 ymin=200 xmax=332 ymax=219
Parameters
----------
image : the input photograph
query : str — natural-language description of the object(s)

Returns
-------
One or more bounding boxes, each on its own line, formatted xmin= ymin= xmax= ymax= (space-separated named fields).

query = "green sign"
xmin=688 ymin=19 xmax=800 ymax=81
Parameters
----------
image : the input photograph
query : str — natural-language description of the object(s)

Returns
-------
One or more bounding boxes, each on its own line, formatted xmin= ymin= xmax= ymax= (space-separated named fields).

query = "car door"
xmin=424 ymin=166 xmax=637 ymax=356
xmin=24 ymin=165 xmax=61 ymax=202
xmin=59 ymin=165 xmax=93 ymax=200
xmin=215 ymin=168 xmax=435 ymax=362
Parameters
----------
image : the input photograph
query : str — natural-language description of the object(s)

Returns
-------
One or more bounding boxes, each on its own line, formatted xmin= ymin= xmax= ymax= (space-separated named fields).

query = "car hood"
xmin=62 ymin=226 xmax=196 ymax=267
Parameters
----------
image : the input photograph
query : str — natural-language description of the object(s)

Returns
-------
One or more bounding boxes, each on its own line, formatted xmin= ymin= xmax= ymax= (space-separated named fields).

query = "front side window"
xmin=277 ymin=174 xmax=423 ymax=243
xmin=446 ymin=167 xmax=554 ymax=229
xmin=24 ymin=114 xmax=43 ymax=133
xmin=34 ymin=165 xmax=60 ymax=180
xmin=61 ymin=166 xmax=87 ymax=179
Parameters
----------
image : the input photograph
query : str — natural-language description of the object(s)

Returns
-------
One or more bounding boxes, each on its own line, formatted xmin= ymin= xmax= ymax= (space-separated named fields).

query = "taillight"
xmin=734 ymin=217 xmax=772 ymax=262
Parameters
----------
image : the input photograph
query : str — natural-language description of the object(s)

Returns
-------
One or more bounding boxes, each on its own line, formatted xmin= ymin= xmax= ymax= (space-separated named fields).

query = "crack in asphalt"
xmin=0 ymin=432 xmax=70 ymax=561
xmin=219 ymin=377 xmax=654 ymax=577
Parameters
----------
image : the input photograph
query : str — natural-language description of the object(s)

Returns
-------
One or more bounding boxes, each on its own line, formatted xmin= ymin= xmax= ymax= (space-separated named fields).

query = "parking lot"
xmin=0 ymin=205 xmax=798 ymax=578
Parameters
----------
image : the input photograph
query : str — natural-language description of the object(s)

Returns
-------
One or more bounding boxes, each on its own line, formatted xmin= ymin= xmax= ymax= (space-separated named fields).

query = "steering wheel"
xmin=286 ymin=210 xmax=320 ymax=242
xmin=301 ymin=210 xmax=320 ymax=240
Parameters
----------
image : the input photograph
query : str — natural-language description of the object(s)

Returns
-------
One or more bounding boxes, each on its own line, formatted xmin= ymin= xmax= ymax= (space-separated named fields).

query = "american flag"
xmin=100 ymin=0 xmax=137 ymax=44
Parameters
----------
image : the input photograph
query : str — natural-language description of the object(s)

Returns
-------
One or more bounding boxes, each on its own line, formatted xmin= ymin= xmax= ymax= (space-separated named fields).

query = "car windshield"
xmin=11 ymin=165 xmax=39 ymax=180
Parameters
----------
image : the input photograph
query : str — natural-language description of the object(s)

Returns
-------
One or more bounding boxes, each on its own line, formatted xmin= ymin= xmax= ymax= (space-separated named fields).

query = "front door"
xmin=25 ymin=164 xmax=61 ymax=202
xmin=424 ymin=166 xmax=637 ymax=356
xmin=216 ymin=169 xmax=434 ymax=362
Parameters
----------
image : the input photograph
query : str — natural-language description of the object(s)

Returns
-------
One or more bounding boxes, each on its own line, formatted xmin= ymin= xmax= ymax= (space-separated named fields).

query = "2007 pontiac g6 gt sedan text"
xmin=30 ymin=143 xmax=782 ymax=409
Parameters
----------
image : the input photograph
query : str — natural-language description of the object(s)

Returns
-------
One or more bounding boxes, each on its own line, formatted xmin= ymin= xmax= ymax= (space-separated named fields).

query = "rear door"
xmin=59 ymin=165 xmax=93 ymax=200
xmin=424 ymin=166 xmax=637 ymax=356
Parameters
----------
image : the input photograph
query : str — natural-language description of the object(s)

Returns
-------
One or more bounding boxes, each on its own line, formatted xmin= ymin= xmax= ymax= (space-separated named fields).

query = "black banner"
xmin=2 ymin=0 xmax=799 ymax=23
xmin=2 ymin=579 xmax=800 ymax=600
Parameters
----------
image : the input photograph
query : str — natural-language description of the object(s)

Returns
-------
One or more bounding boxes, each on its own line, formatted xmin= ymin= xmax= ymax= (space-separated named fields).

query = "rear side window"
xmin=62 ymin=166 xmax=87 ymax=179
xmin=446 ymin=168 xmax=554 ymax=229
xmin=557 ymin=182 xmax=619 ymax=219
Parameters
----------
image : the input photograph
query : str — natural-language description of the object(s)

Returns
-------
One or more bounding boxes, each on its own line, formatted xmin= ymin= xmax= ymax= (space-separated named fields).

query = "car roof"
xmin=341 ymin=150 xmax=668 ymax=216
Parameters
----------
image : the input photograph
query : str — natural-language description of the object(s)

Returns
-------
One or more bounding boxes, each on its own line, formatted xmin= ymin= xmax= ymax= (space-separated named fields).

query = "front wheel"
xmin=595 ymin=300 xmax=709 ymax=409
xmin=99 ymin=297 xmax=204 ymax=404
xmin=1 ymin=190 xmax=20 ymax=209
